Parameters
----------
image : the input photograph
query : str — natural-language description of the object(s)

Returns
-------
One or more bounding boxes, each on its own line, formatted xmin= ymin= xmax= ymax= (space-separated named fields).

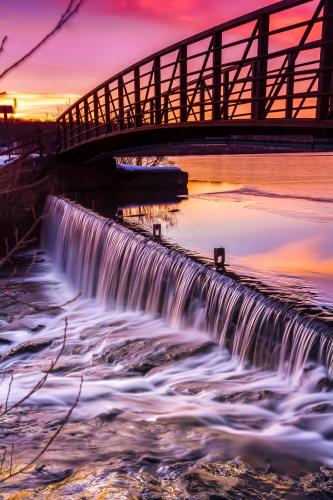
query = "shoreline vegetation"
xmin=0 ymin=149 xmax=50 ymax=260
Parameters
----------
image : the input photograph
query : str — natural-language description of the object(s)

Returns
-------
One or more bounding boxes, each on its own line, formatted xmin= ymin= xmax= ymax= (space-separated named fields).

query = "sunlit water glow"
xmin=124 ymin=154 xmax=333 ymax=317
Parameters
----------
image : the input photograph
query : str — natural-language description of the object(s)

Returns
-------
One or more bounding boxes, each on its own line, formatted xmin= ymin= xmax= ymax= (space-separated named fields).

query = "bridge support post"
xmin=200 ymin=80 xmax=205 ymax=121
xmin=212 ymin=30 xmax=222 ymax=121
xmin=154 ymin=56 xmax=162 ymax=125
xmin=61 ymin=117 xmax=67 ymax=151
xmin=150 ymin=99 xmax=155 ymax=125
xmin=118 ymin=77 xmax=125 ymax=130
xmin=56 ymin=121 xmax=62 ymax=153
xmin=134 ymin=66 xmax=142 ymax=127
xmin=93 ymin=91 xmax=99 ymax=136
xmin=104 ymin=84 xmax=111 ymax=132
xmin=180 ymin=44 xmax=188 ymax=123
xmin=84 ymin=99 xmax=90 ymax=140
xmin=69 ymin=110 xmax=74 ymax=147
xmin=163 ymin=96 xmax=169 ymax=124
xmin=222 ymin=71 xmax=229 ymax=120
xmin=316 ymin=0 xmax=333 ymax=120
xmin=286 ymin=54 xmax=295 ymax=119
xmin=75 ymin=104 xmax=81 ymax=142
xmin=252 ymin=14 xmax=269 ymax=120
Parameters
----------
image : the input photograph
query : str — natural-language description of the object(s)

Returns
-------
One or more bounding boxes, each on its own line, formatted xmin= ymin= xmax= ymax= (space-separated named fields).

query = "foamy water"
xmin=1 ymin=193 xmax=333 ymax=488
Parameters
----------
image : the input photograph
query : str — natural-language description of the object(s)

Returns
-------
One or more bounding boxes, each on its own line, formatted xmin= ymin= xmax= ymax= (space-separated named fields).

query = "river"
xmin=127 ymin=153 xmax=333 ymax=318
xmin=0 ymin=154 xmax=333 ymax=497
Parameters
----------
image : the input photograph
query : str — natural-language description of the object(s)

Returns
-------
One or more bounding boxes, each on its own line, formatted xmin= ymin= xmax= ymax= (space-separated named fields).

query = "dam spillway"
xmin=42 ymin=195 xmax=333 ymax=380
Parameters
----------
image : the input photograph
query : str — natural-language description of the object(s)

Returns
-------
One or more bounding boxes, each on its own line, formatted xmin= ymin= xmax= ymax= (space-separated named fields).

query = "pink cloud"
xmin=107 ymin=0 xmax=216 ymax=24
xmin=87 ymin=0 xmax=317 ymax=36
xmin=93 ymin=0 xmax=273 ymax=28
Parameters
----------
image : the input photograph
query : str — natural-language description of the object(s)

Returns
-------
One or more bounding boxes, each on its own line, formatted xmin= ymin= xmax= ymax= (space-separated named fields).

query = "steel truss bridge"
xmin=57 ymin=0 xmax=333 ymax=158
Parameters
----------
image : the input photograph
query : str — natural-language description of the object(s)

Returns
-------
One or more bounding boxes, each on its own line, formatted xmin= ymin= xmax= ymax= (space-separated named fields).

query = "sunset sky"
xmin=0 ymin=0 xmax=315 ymax=120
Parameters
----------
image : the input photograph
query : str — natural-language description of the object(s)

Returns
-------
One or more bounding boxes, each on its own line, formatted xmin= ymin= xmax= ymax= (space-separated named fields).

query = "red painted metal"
xmin=57 ymin=0 xmax=333 ymax=155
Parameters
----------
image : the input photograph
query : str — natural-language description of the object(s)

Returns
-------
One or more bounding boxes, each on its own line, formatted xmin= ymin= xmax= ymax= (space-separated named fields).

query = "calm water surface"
xmin=126 ymin=154 xmax=333 ymax=316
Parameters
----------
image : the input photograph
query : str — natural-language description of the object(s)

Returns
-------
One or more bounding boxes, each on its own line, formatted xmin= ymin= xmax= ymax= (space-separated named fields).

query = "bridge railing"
xmin=57 ymin=0 xmax=333 ymax=154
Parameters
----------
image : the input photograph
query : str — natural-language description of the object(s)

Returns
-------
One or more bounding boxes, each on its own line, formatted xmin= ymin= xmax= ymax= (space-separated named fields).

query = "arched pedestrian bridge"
xmin=57 ymin=0 xmax=333 ymax=158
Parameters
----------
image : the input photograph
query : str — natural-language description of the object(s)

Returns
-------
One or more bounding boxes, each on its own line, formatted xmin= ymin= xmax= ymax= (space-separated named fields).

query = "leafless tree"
xmin=0 ymin=0 xmax=86 ymax=485
xmin=0 ymin=0 xmax=86 ymax=256
xmin=116 ymin=156 xmax=176 ymax=167
xmin=0 ymin=273 xmax=82 ymax=483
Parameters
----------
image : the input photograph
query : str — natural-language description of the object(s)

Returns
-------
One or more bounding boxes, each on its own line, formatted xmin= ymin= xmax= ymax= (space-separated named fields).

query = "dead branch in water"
xmin=0 ymin=318 xmax=68 ymax=417
xmin=0 ymin=175 xmax=49 ymax=197
xmin=2 ymin=290 xmax=81 ymax=313
xmin=0 ymin=376 xmax=83 ymax=483
xmin=0 ymin=317 xmax=84 ymax=483
xmin=0 ymin=448 xmax=6 ymax=472
xmin=1 ymin=372 xmax=13 ymax=414
xmin=0 ymin=213 xmax=44 ymax=268
xmin=0 ymin=194 xmax=82 ymax=485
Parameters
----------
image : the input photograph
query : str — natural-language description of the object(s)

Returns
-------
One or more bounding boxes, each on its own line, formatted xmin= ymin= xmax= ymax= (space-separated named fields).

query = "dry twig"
xmin=2 ymin=290 xmax=81 ymax=313
xmin=0 ymin=0 xmax=85 ymax=81
xmin=0 ymin=318 xmax=68 ymax=417
xmin=0 ymin=213 xmax=46 ymax=268
xmin=0 ymin=36 xmax=8 ymax=56
xmin=0 ymin=376 xmax=83 ymax=482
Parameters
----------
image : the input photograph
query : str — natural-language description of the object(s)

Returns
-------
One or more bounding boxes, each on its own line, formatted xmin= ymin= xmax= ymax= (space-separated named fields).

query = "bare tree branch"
xmin=0 ymin=448 xmax=6 ymax=472
xmin=0 ymin=213 xmax=47 ymax=269
xmin=0 ymin=36 xmax=8 ymax=56
xmin=0 ymin=318 xmax=68 ymax=417
xmin=0 ymin=1 xmax=86 ymax=484
xmin=0 ymin=175 xmax=50 ymax=197
xmin=0 ymin=376 xmax=83 ymax=483
xmin=0 ymin=0 xmax=85 ymax=81
xmin=3 ymin=290 xmax=81 ymax=313
xmin=4 ymin=372 xmax=13 ymax=413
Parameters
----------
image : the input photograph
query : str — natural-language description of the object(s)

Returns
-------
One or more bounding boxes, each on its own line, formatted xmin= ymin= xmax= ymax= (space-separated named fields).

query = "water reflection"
xmin=122 ymin=205 xmax=180 ymax=228
xmin=101 ymin=154 xmax=333 ymax=317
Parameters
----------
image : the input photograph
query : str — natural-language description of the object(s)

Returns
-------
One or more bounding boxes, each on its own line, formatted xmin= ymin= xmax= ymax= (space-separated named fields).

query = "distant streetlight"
xmin=0 ymin=96 xmax=17 ymax=158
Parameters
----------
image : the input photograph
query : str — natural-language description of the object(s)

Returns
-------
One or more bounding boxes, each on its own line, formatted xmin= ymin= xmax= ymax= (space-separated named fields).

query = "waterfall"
xmin=42 ymin=195 xmax=333 ymax=378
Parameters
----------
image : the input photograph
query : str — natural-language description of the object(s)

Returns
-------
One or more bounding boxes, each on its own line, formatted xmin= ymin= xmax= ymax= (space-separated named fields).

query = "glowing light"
xmin=3 ymin=92 xmax=80 ymax=121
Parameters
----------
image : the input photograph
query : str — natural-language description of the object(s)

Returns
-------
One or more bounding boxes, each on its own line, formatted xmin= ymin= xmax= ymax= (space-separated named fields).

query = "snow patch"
xmin=116 ymin=162 xmax=181 ymax=173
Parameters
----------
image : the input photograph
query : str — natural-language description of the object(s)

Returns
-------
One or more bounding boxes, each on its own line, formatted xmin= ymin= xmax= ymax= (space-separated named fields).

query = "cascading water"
xmin=3 ymin=192 xmax=333 ymax=495
xmin=42 ymin=195 xmax=333 ymax=380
